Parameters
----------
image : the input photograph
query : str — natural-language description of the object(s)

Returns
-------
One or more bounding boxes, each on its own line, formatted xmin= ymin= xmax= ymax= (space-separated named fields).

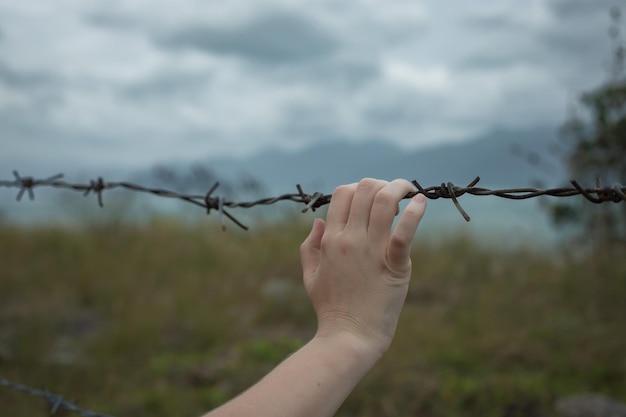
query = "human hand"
xmin=300 ymin=178 xmax=427 ymax=355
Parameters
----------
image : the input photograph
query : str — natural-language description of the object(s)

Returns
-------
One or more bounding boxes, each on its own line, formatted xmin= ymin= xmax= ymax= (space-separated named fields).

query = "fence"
xmin=0 ymin=377 xmax=115 ymax=417
xmin=1 ymin=170 xmax=625 ymax=416
xmin=2 ymin=170 xmax=625 ymax=230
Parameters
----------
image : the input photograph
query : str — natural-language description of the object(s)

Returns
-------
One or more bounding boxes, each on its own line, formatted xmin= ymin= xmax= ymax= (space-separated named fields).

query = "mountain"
xmin=199 ymin=125 xmax=566 ymax=194
xmin=1 ymin=125 xmax=568 ymax=247
xmin=168 ymin=125 xmax=567 ymax=249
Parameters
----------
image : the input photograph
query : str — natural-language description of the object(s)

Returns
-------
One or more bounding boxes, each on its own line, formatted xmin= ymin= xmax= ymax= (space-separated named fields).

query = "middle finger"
xmin=345 ymin=178 xmax=388 ymax=231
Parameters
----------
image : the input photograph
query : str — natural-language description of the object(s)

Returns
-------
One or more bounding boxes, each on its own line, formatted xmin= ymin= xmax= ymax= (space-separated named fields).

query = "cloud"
xmin=548 ymin=0 xmax=617 ymax=19
xmin=0 ymin=0 xmax=620 ymax=174
xmin=121 ymin=69 xmax=214 ymax=100
xmin=0 ymin=60 xmax=58 ymax=89
xmin=0 ymin=61 xmax=65 ymax=139
xmin=453 ymin=1 xmax=616 ymax=93
xmin=157 ymin=11 xmax=339 ymax=64
xmin=85 ymin=11 xmax=138 ymax=31
xmin=253 ymin=56 xmax=380 ymax=93
xmin=462 ymin=12 xmax=517 ymax=31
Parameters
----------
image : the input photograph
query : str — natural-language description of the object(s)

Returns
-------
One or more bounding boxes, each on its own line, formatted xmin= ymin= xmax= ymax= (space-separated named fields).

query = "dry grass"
xmin=0 ymin=219 xmax=624 ymax=417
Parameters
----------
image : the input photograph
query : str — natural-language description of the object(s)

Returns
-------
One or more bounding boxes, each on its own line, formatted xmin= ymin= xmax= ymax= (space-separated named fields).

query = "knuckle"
xmin=357 ymin=178 xmax=382 ymax=192
xmin=336 ymin=237 xmax=357 ymax=255
xmin=392 ymin=178 xmax=412 ymax=187
xmin=359 ymin=177 xmax=378 ymax=187
xmin=320 ymin=233 xmax=357 ymax=255
xmin=374 ymin=189 xmax=396 ymax=206
xmin=319 ymin=233 xmax=333 ymax=252
xmin=332 ymin=183 xmax=354 ymax=198
xmin=389 ymin=232 xmax=410 ymax=249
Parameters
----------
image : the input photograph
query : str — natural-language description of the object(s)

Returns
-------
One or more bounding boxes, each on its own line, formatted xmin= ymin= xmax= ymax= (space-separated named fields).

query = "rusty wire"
xmin=1 ymin=170 xmax=625 ymax=230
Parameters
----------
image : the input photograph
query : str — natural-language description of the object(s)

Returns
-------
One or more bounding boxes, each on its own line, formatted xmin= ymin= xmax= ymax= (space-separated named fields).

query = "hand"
xmin=300 ymin=178 xmax=427 ymax=354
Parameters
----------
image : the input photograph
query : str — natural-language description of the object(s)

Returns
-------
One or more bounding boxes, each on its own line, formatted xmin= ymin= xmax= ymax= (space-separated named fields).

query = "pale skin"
xmin=202 ymin=178 xmax=427 ymax=417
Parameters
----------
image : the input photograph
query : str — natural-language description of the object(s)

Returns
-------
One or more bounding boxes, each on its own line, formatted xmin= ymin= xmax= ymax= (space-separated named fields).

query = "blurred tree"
xmin=551 ymin=6 xmax=626 ymax=248
xmin=150 ymin=163 xmax=267 ymax=199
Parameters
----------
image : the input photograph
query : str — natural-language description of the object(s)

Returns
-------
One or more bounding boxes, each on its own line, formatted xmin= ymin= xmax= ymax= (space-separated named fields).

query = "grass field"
xmin=0 ymin=217 xmax=625 ymax=417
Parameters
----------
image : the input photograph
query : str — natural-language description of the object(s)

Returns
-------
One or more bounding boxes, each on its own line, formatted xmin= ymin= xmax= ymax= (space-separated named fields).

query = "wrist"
xmin=314 ymin=311 xmax=396 ymax=356
xmin=312 ymin=328 xmax=386 ymax=366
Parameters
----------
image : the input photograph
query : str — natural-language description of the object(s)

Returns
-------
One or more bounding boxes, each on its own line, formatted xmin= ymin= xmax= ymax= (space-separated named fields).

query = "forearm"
xmin=202 ymin=333 xmax=382 ymax=417
xmin=202 ymin=179 xmax=426 ymax=417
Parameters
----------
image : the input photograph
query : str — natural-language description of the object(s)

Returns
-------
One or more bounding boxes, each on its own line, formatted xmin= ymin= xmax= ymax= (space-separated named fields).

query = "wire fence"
xmin=1 ymin=170 xmax=625 ymax=230
xmin=0 ymin=377 xmax=116 ymax=417
xmin=1 ymin=169 xmax=626 ymax=417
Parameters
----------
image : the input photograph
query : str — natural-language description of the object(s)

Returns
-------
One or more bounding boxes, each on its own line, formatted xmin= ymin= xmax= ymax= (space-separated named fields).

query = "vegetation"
xmin=0 ymin=219 xmax=624 ymax=417
xmin=551 ymin=6 xmax=626 ymax=247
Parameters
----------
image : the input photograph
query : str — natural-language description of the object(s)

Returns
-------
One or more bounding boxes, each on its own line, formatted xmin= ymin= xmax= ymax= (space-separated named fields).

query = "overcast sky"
xmin=0 ymin=0 xmax=621 ymax=175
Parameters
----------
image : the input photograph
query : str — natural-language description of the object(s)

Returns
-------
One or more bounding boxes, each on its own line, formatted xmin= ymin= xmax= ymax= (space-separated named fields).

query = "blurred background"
xmin=0 ymin=0 xmax=623 ymax=246
xmin=0 ymin=1 xmax=625 ymax=416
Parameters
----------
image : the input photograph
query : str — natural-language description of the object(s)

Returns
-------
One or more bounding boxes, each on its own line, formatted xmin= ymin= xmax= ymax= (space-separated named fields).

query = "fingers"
xmin=387 ymin=194 xmax=427 ymax=269
xmin=322 ymin=179 xmax=426 ymax=268
xmin=300 ymin=218 xmax=326 ymax=281
xmin=345 ymin=179 xmax=388 ymax=231
xmin=324 ymin=183 xmax=357 ymax=233
xmin=368 ymin=179 xmax=417 ymax=241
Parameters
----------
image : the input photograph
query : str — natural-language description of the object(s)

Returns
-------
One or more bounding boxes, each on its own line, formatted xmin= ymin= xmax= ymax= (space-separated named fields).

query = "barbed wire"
xmin=0 ymin=376 xmax=116 ymax=417
xmin=1 ymin=170 xmax=625 ymax=230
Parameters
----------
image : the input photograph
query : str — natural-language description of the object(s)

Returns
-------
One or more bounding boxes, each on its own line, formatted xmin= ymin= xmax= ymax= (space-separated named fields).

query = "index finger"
xmin=367 ymin=179 xmax=416 ymax=241
xmin=324 ymin=183 xmax=358 ymax=233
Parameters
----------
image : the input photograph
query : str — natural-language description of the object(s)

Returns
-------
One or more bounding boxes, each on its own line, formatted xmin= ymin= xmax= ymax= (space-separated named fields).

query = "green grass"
xmin=0 ymin=219 xmax=624 ymax=417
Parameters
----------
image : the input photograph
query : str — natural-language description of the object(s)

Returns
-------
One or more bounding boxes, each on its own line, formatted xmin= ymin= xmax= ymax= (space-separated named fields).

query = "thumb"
xmin=300 ymin=218 xmax=325 ymax=279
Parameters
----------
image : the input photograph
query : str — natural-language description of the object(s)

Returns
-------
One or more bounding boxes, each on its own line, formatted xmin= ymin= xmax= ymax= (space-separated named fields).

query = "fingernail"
xmin=414 ymin=194 xmax=426 ymax=204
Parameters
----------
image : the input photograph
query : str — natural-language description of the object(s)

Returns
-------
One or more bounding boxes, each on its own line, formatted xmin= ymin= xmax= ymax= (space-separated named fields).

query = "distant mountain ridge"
xmin=197 ymin=125 xmax=566 ymax=194
xmin=1 ymin=125 xmax=566 ymax=246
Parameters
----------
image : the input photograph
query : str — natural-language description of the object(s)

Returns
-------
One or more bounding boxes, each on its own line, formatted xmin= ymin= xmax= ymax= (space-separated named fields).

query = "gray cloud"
xmin=455 ymin=12 xmax=528 ymax=70
xmin=0 ymin=109 xmax=85 ymax=176
xmin=255 ymin=56 xmax=380 ymax=92
xmin=122 ymin=70 xmax=214 ymax=100
xmin=462 ymin=13 xmax=517 ymax=31
xmin=0 ymin=62 xmax=65 ymax=127
xmin=540 ymin=29 xmax=609 ymax=66
xmin=85 ymin=11 xmax=138 ymax=30
xmin=538 ymin=5 xmax=615 ymax=87
xmin=0 ymin=61 xmax=58 ymax=89
xmin=454 ymin=2 xmax=616 ymax=91
xmin=0 ymin=0 xmax=620 ymax=173
xmin=458 ymin=51 xmax=524 ymax=71
xmin=549 ymin=0 xmax=617 ymax=19
xmin=276 ymin=97 xmax=355 ymax=143
xmin=157 ymin=11 xmax=338 ymax=63
xmin=363 ymin=91 xmax=442 ymax=128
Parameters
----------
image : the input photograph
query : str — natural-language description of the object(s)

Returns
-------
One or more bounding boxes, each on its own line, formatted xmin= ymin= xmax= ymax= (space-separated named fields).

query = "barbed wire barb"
xmin=1 ymin=171 xmax=625 ymax=230
xmin=0 ymin=376 xmax=117 ymax=417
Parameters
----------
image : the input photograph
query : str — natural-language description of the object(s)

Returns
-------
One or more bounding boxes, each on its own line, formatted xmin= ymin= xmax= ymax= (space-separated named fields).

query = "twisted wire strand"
xmin=0 ymin=377 xmax=116 ymax=417
xmin=1 ymin=170 xmax=625 ymax=230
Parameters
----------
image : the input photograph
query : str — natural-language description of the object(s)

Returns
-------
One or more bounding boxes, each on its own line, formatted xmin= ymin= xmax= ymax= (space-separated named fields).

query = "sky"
xmin=0 ymin=0 xmax=621 ymax=175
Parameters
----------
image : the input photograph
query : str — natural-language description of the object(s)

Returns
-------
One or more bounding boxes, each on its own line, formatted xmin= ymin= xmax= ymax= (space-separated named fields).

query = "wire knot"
xmin=44 ymin=391 xmax=66 ymax=415
xmin=85 ymin=177 xmax=107 ymax=207
xmin=412 ymin=177 xmax=479 ymax=222
xmin=12 ymin=170 xmax=64 ymax=202
xmin=296 ymin=185 xmax=324 ymax=213
xmin=204 ymin=182 xmax=248 ymax=231
xmin=571 ymin=179 xmax=625 ymax=203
